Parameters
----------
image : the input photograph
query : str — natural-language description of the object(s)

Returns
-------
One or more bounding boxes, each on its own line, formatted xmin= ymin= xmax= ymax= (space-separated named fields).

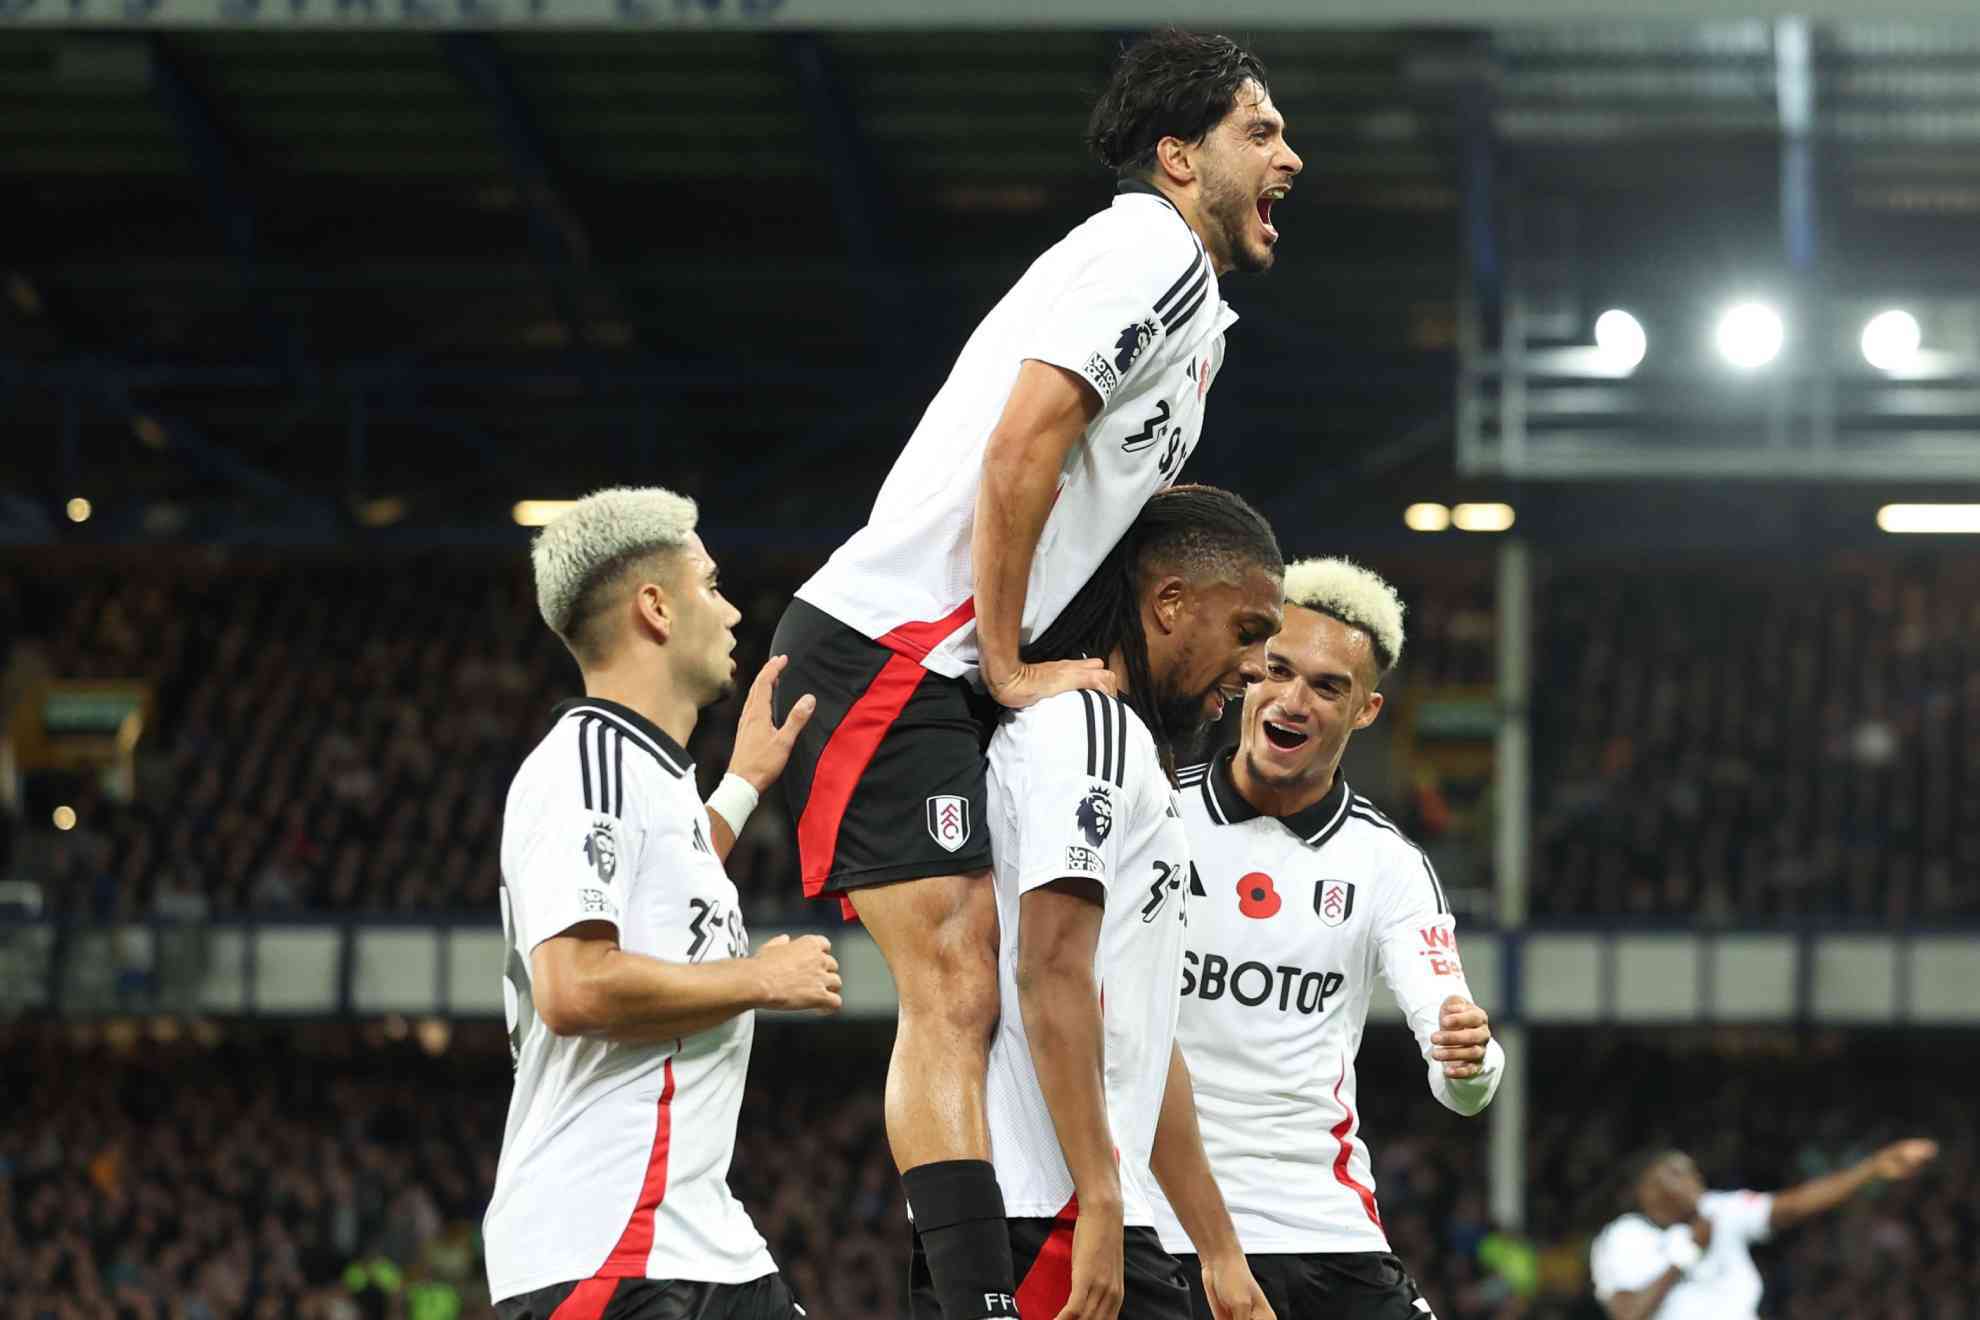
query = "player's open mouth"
xmin=1257 ymin=184 xmax=1288 ymax=243
xmin=1263 ymin=719 xmax=1309 ymax=751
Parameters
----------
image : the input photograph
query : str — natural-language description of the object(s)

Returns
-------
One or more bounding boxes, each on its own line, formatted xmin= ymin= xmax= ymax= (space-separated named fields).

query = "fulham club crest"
xmin=927 ymin=795 xmax=970 ymax=853
xmin=1315 ymin=879 xmax=1355 ymax=928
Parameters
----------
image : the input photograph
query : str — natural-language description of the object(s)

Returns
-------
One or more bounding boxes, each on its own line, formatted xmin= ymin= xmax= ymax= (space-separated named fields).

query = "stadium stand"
xmin=0 ymin=1024 xmax=1961 ymax=1319
xmin=1532 ymin=554 xmax=1980 ymax=920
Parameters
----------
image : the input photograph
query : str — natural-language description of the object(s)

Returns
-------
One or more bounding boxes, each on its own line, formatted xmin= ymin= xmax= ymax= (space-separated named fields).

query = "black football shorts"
xmin=909 ymin=1221 xmax=1193 ymax=1320
xmin=770 ymin=599 xmax=997 ymax=915
xmin=493 ymin=1272 xmax=807 ymax=1320
xmin=1175 ymin=1250 xmax=1438 ymax=1320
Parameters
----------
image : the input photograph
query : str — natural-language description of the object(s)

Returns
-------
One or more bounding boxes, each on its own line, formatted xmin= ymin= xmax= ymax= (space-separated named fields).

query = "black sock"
xmin=903 ymin=1159 xmax=1019 ymax=1320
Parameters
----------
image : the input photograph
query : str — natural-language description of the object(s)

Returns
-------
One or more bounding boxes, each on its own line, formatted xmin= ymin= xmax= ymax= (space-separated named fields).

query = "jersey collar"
xmin=550 ymin=695 xmax=695 ymax=774
xmin=1115 ymin=177 xmax=1182 ymax=214
xmin=1199 ymin=746 xmax=1354 ymax=848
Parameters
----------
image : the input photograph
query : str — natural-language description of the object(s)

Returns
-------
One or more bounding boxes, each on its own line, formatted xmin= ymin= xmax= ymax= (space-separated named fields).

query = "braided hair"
xmin=1022 ymin=484 xmax=1282 ymax=778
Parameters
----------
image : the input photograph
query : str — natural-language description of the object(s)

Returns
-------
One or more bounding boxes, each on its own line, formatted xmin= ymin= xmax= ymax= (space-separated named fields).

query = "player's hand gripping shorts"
xmin=770 ymin=600 xmax=998 ymax=914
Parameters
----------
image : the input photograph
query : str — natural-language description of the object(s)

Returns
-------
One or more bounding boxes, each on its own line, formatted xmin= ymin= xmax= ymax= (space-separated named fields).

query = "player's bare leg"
xmin=855 ymin=870 xmax=1015 ymax=1320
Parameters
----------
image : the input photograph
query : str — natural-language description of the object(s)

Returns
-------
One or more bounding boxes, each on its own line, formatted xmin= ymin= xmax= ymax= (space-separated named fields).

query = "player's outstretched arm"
xmin=973 ymin=360 xmax=1118 ymax=711
xmin=1016 ymin=879 xmax=1124 ymax=1320
xmin=533 ymin=925 xmax=841 ymax=1042
xmin=705 ymin=655 xmax=816 ymax=862
xmin=1767 ymin=1138 xmax=1939 ymax=1232
xmin=1148 ymin=1043 xmax=1274 ymax=1320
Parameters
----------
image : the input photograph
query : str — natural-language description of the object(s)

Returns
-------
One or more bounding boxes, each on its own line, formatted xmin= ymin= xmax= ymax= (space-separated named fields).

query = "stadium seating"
xmin=0 ymin=1024 xmax=1962 ymax=1319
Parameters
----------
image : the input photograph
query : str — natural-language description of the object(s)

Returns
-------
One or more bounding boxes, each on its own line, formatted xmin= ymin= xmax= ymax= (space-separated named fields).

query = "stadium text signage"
xmin=13 ymin=0 xmax=1980 ymax=28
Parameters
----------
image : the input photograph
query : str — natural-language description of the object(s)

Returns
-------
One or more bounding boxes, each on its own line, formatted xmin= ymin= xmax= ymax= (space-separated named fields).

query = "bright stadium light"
xmin=1593 ymin=309 xmax=1647 ymax=373
xmin=512 ymin=500 xmax=578 ymax=527
xmin=1714 ymin=301 xmax=1785 ymax=369
xmin=1877 ymin=504 xmax=1980 ymax=534
xmin=1453 ymin=502 xmax=1516 ymax=533
xmin=1860 ymin=309 xmax=1922 ymax=372
xmin=1403 ymin=502 xmax=1451 ymax=532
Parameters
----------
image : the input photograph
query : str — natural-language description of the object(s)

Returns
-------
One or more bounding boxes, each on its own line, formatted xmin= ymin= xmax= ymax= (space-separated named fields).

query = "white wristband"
xmin=707 ymin=773 xmax=760 ymax=835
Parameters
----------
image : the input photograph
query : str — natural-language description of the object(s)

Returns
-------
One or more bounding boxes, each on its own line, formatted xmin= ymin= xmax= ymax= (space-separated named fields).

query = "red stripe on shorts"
xmin=796 ymin=652 xmax=927 ymax=899
xmin=1014 ymin=1195 xmax=1079 ymax=1319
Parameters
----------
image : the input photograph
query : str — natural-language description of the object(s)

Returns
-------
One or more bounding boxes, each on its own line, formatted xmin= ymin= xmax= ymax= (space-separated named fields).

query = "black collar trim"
xmin=1199 ymin=747 xmax=1353 ymax=848
xmin=552 ymin=697 xmax=692 ymax=778
xmin=1116 ymin=177 xmax=1181 ymax=214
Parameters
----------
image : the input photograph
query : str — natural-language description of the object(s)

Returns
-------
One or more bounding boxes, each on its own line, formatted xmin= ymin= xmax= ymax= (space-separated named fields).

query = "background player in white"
xmin=910 ymin=486 xmax=1283 ymax=1320
xmin=1589 ymin=1139 xmax=1939 ymax=1320
xmin=1149 ymin=557 xmax=1503 ymax=1320
xmin=486 ymin=487 xmax=841 ymax=1320
xmin=769 ymin=31 xmax=1303 ymax=1320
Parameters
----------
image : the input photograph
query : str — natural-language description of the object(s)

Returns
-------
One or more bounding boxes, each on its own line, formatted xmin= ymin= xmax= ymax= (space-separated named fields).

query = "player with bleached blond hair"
xmin=1149 ymin=557 xmax=1504 ymax=1320
xmin=485 ymin=486 xmax=838 ymax=1320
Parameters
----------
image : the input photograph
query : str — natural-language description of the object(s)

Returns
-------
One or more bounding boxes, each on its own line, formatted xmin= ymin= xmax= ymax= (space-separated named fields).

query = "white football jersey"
xmin=484 ymin=699 xmax=777 ymax=1303
xmin=797 ymin=182 xmax=1238 ymax=680
xmin=1149 ymin=750 xmax=1505 ymax=1257
xmin=1590 ymin=1191 xmax=1774 ymax=1320
xmin=983 ymin=690 xmax=1192 ymax=1225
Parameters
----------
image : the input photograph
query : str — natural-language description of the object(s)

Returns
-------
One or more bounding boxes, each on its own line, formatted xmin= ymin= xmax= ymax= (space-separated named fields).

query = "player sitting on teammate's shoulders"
xmin=1150 ymin=555 xmax=1502 ymax=1320
xmin=915 ymin=485 xmax=1284 ymax=1320
xmin=1590 ymin=1139 xmax=1939 ymax=1320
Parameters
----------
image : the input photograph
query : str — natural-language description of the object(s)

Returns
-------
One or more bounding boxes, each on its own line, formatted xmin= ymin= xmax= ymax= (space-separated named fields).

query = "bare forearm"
xmin=971 ymin=430 xmax=1065 ymax=684
xmin=1018 ymin=968 xmax=1121 ymax=1208
xmin=543 ymin=945 xmax=764 ymax=1040
xmin=1149 ymin=1043 xmax=1241 ymax=1260
xmin=705 ymin=807 xmax=737 ymax=863
xmin=1607 ymin=1268 xmax=1682 ymax=1320
xmin=1772 ymin=1159 xmax=1876 ymax=1230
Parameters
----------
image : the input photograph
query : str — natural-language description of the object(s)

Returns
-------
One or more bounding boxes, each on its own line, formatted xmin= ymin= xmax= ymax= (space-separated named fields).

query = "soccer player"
xmin=770 ymin=29 xmax=1301 ymax=1320
xmin=485 ymin=487 xmax=842 ymax=1320
xmin=1147 ymin=557 xmax=1505 ymax=1320
xmin=911 ymin=485 xmax=1283 ymax=1320
xmin=1589 ymin=1139 xmax=1939 ymax=1320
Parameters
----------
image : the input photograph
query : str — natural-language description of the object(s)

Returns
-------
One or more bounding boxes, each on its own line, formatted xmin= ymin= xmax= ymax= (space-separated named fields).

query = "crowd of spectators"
xmin=10 ymin=545 xmax=1979 ymax=925
xmin=0 ymin=549 xmax=1490 ymax=926
xmin=1532 ymin=553 xmax=1980 ymax=920
xmin=1 ymin=1022 xmax=1964 ymax=1319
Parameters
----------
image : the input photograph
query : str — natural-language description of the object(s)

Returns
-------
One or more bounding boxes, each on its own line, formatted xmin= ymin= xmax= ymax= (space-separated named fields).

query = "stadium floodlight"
xmin=512 ymin=500 xmax=578 ymax=527
xmin=1593 ymin=309 xmax=1648 ymax=373
xmin=65 ymin=497 xmax=91 ymax=523
xmin=1860 ymin=309 xmax=1922 ymax=372
xmin=52 ymin=805 xmax=76 ymax=831
xmin=1403 ymin=502 xmax=1451 ymax=532
xmin=1714 ymin=301 xmax=1785 ymax=369
xmin=1452 ymin=502 xmax=1516 ymax=533
xmin=1877 ymin=503 xmax=1980 ymax=534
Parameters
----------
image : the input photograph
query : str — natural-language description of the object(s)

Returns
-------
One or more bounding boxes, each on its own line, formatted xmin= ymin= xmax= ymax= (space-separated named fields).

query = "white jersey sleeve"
xmin=1019 ymin=220 xmax=1210 ymax=408
xmin=505 ymin=800 xmax=633 ymax=956
xmin=1589 ymin=1214 xmax=1669 ymax=1300
xmin=1370 ymin=836 xmax=1504 ymax=1115
xmin=1006 ymin=689 xmax=1139 ymax=896
xmin=1700 ymin=1190 xmax=1774 ymax=1244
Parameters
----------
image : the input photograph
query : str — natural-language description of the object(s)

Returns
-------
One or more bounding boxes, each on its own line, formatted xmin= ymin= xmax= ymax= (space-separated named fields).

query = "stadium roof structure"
xmin=5 ymin=21 xmax=1980 ymax=546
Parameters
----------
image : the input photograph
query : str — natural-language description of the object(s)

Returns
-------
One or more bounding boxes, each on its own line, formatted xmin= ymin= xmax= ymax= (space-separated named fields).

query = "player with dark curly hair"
xmin=770 ymin=29 xmax=1302 ymax=1320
